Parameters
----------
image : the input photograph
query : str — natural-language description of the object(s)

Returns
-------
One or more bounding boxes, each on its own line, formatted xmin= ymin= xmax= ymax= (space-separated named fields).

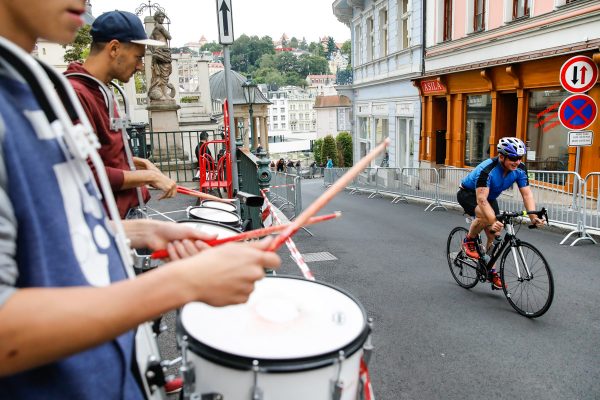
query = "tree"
xmin=299 ymin=37 xmax=308 ymax=50
xmin=289 ymin=37 xmax=299 ymax=49
xmin=63 ymin=25 xmax=91 ymax=63
xmin=298 ymin=54 xmax=329 ymax=76
xmin=326 ymin=36 xmax=337 ymax=60
xmin=258 ymin=53 xmax=277 ymax=70
xmin=253 ymin=67 xmax=285 ymax=89
xmin=308 ymin=41 xmax=326 ymax=58
xmin=275 ymin=51 xmax=301 ymax=74
xmin=341 ymin=40 xmax=352 ymax=65
xmin=200 ymin=42 xmax=222 ymax=52
xmin=313 ymin=138 xmax=324 ymax=165
xmin=230 ymin=34 xmax=275 ymax=73
xmin=336 ymin=131 xmax=353 ymax=167
xmin=322 ymin=135 xmax=338 ymax=167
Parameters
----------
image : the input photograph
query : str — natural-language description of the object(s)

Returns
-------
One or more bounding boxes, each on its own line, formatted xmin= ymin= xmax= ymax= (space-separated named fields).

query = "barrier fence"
xmin=270 ymin=172 xmax=303 ymax=220
xmin=323 ymin=166 xmax=599 ymax=246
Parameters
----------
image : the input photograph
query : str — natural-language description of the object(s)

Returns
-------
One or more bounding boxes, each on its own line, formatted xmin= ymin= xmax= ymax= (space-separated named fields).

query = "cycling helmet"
xmin=497 ymin=137 xmax=526 ymax=157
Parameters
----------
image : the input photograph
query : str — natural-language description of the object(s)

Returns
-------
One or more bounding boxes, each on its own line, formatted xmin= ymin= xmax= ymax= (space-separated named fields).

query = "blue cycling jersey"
xmin=461 ymin=157 xmax=529 ymax=200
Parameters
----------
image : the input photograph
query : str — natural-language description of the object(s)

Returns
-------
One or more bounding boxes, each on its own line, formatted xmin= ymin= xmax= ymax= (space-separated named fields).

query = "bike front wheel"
xmin=447 ymin=227 xmax=479 ymax=289
xmin=500 ymin=241 xmax=554 ymax=318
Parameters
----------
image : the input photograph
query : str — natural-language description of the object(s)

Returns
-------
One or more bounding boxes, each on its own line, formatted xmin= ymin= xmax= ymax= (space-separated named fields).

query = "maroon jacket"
xmin=65 ymin=62 xmax=150 ymax=218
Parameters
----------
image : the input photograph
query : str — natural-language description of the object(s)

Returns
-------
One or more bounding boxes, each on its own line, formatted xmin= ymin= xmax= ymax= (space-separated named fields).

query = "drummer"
xmin=0 ymin=2 xmax=281 ymax=399
xmin=65 ymin=10 xmax=178 ymax=219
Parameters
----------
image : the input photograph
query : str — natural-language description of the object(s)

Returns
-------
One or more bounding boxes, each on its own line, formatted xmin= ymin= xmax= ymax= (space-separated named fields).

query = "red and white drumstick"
xmin=177 ymin=185 xmax=235 ymax=203
xmin=150 ymin=211 xmax=342 ymax=259
xmin=268 ymin=138 xmax=390 ymax=252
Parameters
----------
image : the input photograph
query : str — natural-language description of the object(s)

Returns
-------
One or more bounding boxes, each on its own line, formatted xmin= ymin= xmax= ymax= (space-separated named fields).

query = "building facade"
xmin=314 ymin=95 xmax=352 ymax=139
xmin=416 ymin=0 xmax=600 ymax=177
xmin=333 ymin=0 xmax=423 ymax=168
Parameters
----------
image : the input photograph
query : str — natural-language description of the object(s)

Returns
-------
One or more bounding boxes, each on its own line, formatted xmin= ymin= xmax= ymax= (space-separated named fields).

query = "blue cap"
xmin=91 ymin=11 xmax=165 ymax=46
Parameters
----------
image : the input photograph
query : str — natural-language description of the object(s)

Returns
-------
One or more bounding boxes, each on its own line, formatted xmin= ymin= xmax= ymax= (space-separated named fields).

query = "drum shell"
xmin=185 ymin=346 xmax=363 ymax=400
xmin=177 ymin=219 xmax=241 ymax=238
xmin=187 ymin=206 xmax=241 ymax=227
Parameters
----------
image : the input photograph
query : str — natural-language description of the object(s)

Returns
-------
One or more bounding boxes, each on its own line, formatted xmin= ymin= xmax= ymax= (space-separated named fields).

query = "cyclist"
xmin=457 ymin=137 xmax=544 ymax=289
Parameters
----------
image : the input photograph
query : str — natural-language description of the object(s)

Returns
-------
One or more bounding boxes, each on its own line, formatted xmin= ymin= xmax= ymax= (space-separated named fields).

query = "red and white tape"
xmin=261 ymin=190 xmax=314 ymax=281
xmin=359 ymin=359 xmax=375 ymax=400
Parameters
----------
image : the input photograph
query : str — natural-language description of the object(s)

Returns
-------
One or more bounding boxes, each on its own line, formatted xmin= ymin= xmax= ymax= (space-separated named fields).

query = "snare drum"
xmin=187 ymin=206 xmax=241 ymax=227
xmin=178 ymin=276 xmax=370 ymax=400
xmin=200 ymin=200 xmax=237 ymax=213
xmin=178 ymin=219 xmax=241 ymax=239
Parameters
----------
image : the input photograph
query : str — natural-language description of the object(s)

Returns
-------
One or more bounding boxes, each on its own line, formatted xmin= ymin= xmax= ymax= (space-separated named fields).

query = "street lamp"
xmin=241 ymin=77 xmax=257 ymax=151
xmin=236 ymin=120 xmax=245 ymax=143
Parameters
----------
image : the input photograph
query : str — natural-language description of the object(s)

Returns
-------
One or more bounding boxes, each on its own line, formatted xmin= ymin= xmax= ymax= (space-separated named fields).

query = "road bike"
xmin=446 ymin=208 xmax=554 ymax=318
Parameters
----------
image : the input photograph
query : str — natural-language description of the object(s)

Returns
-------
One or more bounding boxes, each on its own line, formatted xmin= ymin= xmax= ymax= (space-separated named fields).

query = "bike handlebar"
xmin=495 ymin=207 xmax=549 ymax=229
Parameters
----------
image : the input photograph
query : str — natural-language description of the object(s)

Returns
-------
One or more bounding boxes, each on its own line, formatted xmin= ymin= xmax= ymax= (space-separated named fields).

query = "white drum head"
xmin=201 ymin=200 xmax=237 ymax=213
xmin=178 ymin=220 xmax=240 ymax=239
xmin=181 ymin=276 xmax=366 ymax=360
xmin=188 ymin=207 xmax=240 ymax=225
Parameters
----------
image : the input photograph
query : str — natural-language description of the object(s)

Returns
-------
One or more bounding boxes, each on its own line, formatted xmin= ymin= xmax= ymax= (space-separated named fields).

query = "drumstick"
xmin=177 ymin=186 xmax=235 ymax=203
xmin=150 ymin=211 xmax=342 ymax=259
xmin=268 ymin=138 xmax=391 ymax=252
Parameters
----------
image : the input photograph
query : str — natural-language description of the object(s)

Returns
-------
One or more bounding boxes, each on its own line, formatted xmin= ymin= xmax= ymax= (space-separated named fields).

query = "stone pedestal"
xmin=147 ymin=101 xmax=184 ymax=162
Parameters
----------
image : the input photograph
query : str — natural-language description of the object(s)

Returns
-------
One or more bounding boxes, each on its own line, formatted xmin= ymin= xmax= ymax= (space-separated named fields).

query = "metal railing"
xmin=238 ymin=150 xmax=263 ymax=230
xmin=270 ymin=172 xmax=302 ymax=219
xmin=319 ymin=166 xmax=600 ymax=246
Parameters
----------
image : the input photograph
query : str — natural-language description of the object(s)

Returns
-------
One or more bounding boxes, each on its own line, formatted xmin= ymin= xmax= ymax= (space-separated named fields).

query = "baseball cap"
xmin=91 ymin=11 xmax=165 ymax=46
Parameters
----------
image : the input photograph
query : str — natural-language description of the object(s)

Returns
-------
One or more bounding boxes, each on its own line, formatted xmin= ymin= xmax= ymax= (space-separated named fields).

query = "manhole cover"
xmin=295 ymin=252 xmax=338 ymax=262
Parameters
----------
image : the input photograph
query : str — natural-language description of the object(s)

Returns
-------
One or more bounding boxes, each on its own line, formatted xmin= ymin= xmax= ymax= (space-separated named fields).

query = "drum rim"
xmin=178 ymin=275 xmax=370 ymax=372
xmin=176 ymin=219 xmax=242 ymax=234
xmin=200 ymin=200 xmax=237 ymax=211
xmin=188 ymin=206 xmax=241 ymax=226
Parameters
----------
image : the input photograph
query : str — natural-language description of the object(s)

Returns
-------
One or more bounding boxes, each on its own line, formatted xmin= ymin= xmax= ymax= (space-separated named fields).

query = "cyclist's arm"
xmin=475 ymin=187 xmax=497 ymax=224
xmin=519 ymin=186 xmax=543 ymax=225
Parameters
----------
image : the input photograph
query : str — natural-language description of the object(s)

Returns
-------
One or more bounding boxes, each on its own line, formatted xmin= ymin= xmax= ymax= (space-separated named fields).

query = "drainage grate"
xmin=295 ymin=252 xmax=338 ymax=263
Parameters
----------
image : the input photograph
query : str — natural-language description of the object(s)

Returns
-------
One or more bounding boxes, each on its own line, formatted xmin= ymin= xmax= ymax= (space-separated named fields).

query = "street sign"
xmin=216 ymin=0 xmax=234 ymax=45
xmin=559 ymin=55 xmax=599 ymax=93
xmin=558 ymin=94 xmax=597 ymax=130
xmin=568 ymin=130 xmax=594 ymax=147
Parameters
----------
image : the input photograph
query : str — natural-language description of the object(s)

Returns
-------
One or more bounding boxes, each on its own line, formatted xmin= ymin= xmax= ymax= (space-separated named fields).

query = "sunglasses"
xmin=506 ymin=155 xmax=523 ymax=162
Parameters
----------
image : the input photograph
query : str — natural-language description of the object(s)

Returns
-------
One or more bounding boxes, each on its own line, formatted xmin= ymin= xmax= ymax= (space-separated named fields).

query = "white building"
xmin=333 ymin=0 xmax=422 ymax=168
xmin=314 ymin=95 xmax=352 ymax=139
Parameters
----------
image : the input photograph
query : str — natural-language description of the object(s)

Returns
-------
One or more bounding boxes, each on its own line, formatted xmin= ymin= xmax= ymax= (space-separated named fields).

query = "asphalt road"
xmin=147 ymin=182 xmax=600 ymax=400
xmin=277 ymin=179 xmax=600 ymax=400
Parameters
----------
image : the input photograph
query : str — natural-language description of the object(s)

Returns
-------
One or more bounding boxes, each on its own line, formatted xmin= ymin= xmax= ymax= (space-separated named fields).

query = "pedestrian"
xmin=65 ymin=11 xmax=177 ymax=219
xmin=295 ymin=160 xmax=301 ymax=176
xmin=286 ymin=159 xmax=294 ymax=172
xmin=310 ymin=161 xmax=317 ymax=178
xmin=276 ymin=158 xmax=285 ymax=172
xmin=0 ymin=5 xmax=280 ymax=399
xmin=326 ymin=157 xmax=333 ymax=168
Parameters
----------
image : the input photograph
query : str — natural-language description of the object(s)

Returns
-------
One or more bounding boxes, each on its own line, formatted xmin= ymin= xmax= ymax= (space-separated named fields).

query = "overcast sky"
xmin=93 ymin=1 xmax=351 ymax=47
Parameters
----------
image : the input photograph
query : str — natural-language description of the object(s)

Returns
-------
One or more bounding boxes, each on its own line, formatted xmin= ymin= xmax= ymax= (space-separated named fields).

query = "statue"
xmin=148 ymin=11 xmax=176 ymax=101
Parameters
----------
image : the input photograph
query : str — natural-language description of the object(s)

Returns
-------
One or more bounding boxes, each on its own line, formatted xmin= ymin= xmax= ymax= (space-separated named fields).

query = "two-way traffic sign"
xmin=216 ymin=0 xmax=234 ymax=45
xmin=559 ymin=56 xmax=599 ymax=94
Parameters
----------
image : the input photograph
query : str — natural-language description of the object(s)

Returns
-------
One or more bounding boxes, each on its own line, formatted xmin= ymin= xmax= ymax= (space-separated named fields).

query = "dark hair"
xmin=200 ymin=131 xmax=209 ymax=140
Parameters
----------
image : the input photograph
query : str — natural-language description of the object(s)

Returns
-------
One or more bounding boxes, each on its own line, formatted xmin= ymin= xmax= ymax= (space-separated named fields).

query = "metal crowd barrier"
xmin=318 ymin=165 xmax=599 ymax=246
xmin=270 ymin=172 xmax=302 ymax=219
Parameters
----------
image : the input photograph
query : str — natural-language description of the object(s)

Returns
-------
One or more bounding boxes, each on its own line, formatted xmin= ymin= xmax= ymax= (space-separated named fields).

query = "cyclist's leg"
xmin=482 ymin=199 xmax=501 ymax=250
xmin=457 ymin=188 xmax=481 ymax=237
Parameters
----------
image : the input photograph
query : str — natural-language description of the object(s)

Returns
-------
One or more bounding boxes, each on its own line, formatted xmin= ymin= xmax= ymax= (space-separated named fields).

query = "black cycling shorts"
xmin=457 ymin=188 xmax=500 ymax=217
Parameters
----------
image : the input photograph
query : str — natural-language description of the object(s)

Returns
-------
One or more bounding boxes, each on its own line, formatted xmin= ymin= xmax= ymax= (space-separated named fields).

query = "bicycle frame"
xmin=478 ymin=222 xmax=533 ymax=281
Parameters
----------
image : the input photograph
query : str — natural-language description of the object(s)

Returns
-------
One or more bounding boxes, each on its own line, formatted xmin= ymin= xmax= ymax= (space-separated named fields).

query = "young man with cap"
xmin=0 ymin=2 xmax=280 ymax=398
xmin=66 ymin=10 xmax=177 ymax=219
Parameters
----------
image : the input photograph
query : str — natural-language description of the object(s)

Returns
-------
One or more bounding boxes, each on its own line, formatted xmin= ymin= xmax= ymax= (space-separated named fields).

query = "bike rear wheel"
xmin=447 ymin=227 xmax=479 ymax=289
xmin=500 ymin=241 xmax=554 ymax=318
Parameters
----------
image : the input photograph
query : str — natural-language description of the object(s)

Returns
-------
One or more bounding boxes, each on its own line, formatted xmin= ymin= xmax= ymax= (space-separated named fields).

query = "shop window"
xmin=526 ymin=89 xmax=570 ymax=171
xmin=443 ymin=0 xmax=452 ymax=41
xmin=465 ymin=94 xmax=492 ymax=167
xmin=359 ymin=117 xmax=372 ymax=158
xmin=374 ymin=118 xmax=389 ymax=166
xmin=474 ymin=0 xmax=485 ymax=32
xmin=513 ymin=0 xmax=530 ymax=19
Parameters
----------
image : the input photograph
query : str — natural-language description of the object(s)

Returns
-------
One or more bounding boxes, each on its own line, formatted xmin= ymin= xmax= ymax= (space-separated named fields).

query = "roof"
xmin=209 ymin=70 xmax=270 ymax=105
xmin=314 ymin=95 xmax=351 ymax=108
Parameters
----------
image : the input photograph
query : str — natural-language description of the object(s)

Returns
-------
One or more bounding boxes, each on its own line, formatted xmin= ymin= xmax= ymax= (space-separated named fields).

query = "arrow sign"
xmin=216 ymin=0 xmax=234 ymax=45
xmin=560 ymin=56 xmax=599 ymax=93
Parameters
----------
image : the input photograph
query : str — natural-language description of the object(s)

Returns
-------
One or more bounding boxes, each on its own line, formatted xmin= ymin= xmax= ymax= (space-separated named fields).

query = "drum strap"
xmin=359 ymin=358 xmax=376 ymax=400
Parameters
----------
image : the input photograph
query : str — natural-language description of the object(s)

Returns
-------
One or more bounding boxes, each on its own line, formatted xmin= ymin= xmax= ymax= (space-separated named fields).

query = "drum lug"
xmin=251 ymin=360 xmax=264 ymax=400
xmin=144 ymin=357 xmax=166 ymax=392
xmin=363 ymin=317 xmax=374 ymax=366
xmin=331 ymin=351 xmax=346 ymax=400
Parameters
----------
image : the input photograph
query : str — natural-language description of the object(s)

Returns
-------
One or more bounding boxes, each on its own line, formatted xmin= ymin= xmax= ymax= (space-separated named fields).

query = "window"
xmin=474 ymin=0 xmax=485 ymax=32
xmin=397 ymin=118 xmax=415 ymax=168
xmin=290 ymin=104 xmax=295 ymax=111
xmin=443 ymin=0 xmax=452 ymax=41
xmin=358 ymin=117 xmax=372 ymax=159
xmin=273 ymin=123 xmax=279 ymax=129
xmin=281 ymin=123 xmax=286 ymax=129
xmin=367 ymin=17 xmax=375 ymax=61
xmin=291 ymin=122 xmax=297 ymax=130
xmin=526 ymin=90 xmax=570 ymax=171
xmin=374 ymin=118 xmax=389 ymax=166
xmin=291 ymin=113 xmax=296 ymax=120
xmin=273 ymin=116 xmax=278 ymax=121
xmin=281 ymin=115 xmax=286 ymax=121
xmin=464 ymin=94 xmax=492 ymax=166
xmin=280 ymin=107 xmax=285 ymax=113
xmin=513 ymin=0 xmax=529 ymax=19
xmin=380 ymin=8 xmax=388 ymax=57
xmin=399 ymin=0 xmax=410 ymax=49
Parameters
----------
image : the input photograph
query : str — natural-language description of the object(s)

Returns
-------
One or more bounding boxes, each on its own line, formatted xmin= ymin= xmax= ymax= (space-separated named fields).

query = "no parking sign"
xmin=558 ymin=94 xmax=597 ymax=130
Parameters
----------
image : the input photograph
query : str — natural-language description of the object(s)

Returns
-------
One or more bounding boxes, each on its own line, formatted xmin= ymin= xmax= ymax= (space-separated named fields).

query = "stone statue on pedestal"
xmin=148 ymin=11 xmax=175 ymax=102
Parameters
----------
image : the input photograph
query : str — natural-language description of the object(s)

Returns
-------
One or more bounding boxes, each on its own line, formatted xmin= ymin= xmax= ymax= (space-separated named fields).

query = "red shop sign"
xmin=420 ymin=79 xmax=447 ymax=94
